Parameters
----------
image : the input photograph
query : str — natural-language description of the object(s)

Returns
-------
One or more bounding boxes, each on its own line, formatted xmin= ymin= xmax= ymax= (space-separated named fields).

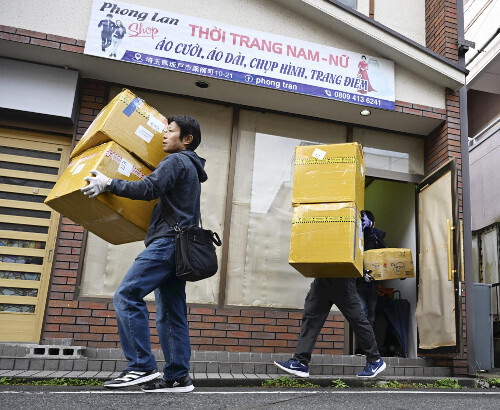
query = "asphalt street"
xmin=1 ymin=386 xmax=500 ymax=409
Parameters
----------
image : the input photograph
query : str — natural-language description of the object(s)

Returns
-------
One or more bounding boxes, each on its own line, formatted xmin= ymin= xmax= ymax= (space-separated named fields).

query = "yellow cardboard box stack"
xmin=45 ymin=141 xmax=156 ymax=245
xmin=71 ymin=89 xmax=168 ymax=169
xmin=364 ymin=248 xmax=415 ymax=280
xmin=289 ymin=143 xmax=365 ymax=278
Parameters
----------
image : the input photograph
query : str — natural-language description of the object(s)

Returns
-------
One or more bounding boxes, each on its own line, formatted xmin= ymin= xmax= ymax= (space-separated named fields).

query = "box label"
xmin=135 ymin=125 xmax=154 ymax=143
xmin=147 ymin=114 xmax=165 ymax=133
xmin=72 ymin=163 xmax=85 ymax=175
xmin=312 ymin=148 xmax=326 ymax=160
xmin=118 ymin=159 xmax=133 ymax=177
xmin=123 ymin=97 xmax=142 ymax=117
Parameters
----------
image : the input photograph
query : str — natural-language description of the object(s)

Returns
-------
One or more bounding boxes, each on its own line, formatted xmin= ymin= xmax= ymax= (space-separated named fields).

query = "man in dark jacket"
xmin=81 ymin=115 xmax=206 ymax=393
xmin=274 ymin=210 xmax=386 ymax=379
xmin=98 ymin=14 xmax=116 ymax=51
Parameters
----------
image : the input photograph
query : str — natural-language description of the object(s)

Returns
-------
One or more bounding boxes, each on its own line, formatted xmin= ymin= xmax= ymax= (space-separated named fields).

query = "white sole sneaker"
xmin=104 ymin=371 xmax=161 ymax=388
xmin=358 ymin=361 xmax=387 ymax=378
xmin=274 ymin=361 xmax=310 ymax=378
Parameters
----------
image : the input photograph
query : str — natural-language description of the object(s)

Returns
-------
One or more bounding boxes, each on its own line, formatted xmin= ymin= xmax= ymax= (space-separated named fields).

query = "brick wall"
xmin=425 ymin=0 xmax=459 ymax=62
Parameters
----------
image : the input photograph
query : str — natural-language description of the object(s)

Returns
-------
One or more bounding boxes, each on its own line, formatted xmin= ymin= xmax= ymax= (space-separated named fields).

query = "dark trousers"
xmin=101 ymin=32 xmax=112 ymax=49
xmin=356 ymin=280 xmax=378 ymax=327
xmin=294 ymin=278 xmax=381 ymax=364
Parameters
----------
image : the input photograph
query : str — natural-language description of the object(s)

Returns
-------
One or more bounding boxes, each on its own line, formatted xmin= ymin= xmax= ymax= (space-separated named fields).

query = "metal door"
xmin=0 ymin=129 xmax=71 ymax=342
xmin=415 ymin=159 xmax=462 ymax=353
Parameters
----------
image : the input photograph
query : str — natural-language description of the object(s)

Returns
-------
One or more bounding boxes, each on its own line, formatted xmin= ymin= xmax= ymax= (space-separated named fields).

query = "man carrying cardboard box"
xmin=81 ymin=115 xmax=206 ymax=393
xmin=275 ymin=211 xmax=386 ymax=378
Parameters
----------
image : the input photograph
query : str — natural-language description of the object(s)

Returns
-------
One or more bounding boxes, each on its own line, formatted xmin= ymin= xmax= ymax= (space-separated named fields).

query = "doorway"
xmin=364 ymin=177 xmax=418 ymax=358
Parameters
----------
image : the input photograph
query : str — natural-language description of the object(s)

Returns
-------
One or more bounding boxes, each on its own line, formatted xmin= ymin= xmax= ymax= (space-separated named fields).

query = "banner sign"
xmin=85 ymin=1 xmax=395 ymax=110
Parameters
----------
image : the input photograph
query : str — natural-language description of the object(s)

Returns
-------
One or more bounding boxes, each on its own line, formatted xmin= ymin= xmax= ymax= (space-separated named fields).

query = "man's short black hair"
xmin=362 ymin=210 xmax=375 ymax=223
xmin=167 ymin=115 xmax=201 ymax=151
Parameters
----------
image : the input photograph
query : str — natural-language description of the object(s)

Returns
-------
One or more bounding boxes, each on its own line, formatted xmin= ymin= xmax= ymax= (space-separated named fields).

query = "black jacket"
xmin=109 ymin=150 xmax=207 ymax=246
xmin=364 ymin=226 xmax=387 ymax=251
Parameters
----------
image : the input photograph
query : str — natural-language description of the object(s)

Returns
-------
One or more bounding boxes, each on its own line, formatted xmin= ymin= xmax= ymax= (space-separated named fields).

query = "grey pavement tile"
xmin=63 ymin=371 xmax=86 ymax=378
xmin=250 ymin=353 xmax=263 ymax=362
xmin=33 ymin=371 xmax=58 ymax=377
xmin=44 ymin=360 xmax=60 ymax=371
xmin=115 ymin=361 xmax=127 ymax=372
xmin=260 ymin=353 xmax=272 ymax=363
xmin=193 ymin=362 xmax=207 ymax=373
xmin=1 ymin=345 xmax=17 ymax=357
xmin=230 ymin=364 xmax=243 ymax=374
xmin=382 ymin=366 xmax=395 ymax=376
xmin=2 ymin=370 xmax=28 ymax=377
xmin=72 ymin=359 xmax=88 ymax=371
xmin=215 ymin=351 xmax=227 ymax=362
xmin=16 ymin=345 xmax=30 ymax=357
xmin=405 ymin=367 xmax=416 ymax=377
xmin=266 ymin=364 xmax=278 ymax=374
xmin=321 ymin=365 xmax=333 ymax=375
xmin=94 ymin=371 xmax=113 ymax=379
xmin=218 ymin=363 xmax=231 ymax=373
xmin=84 ymin=349 xmax=98 ymax=359
xmin=255 ymin=364 xmax=267 ymax=374
xmin=206 ymin=373 xmax=220 ymax=379
xmin=343 ymin=366 xmax=354 ymax=375
xmin=87 ymin=360 xmax=102 ymax=372
xmin=228 ymin=352 xmax=240 ymax=362
xmin=394 ymin=367 xmax=405 ymax=376
xmin=219 ymin=373 xmax=233 ymax=379
xmin=101 ymin=361 xmax=116 ymax=372
xmin=14 ymin=358 xmax=30 ymax=370
xmin=331 ymin=355 xmax=343 ymax=365
xmin=255 ymin=374 xmax=270 ymax=379
xmin=15 ymin=370 xmax=43 ymax=377
xmin=80 ymin=371 xmax=99 ymax=378
xmin=206 ymin=362 xmax=219 ymax=373
xmin=193 ymin=373 xmax=207 ymax=379
xmin=331 ymin=365 xmax=344 ymax=375
xmin=244 ymin=374 xmax=260 ymax=379
xmin=231 ymin=374 xmax=245 ymax=379
xmin=414 ymin=367 xmax=424 ymax=377
xmin=239 ymin=352 xmax=251 ymax=362
xmin=49 ymin=371 xmax=72 ymax=378
xmin=58 ymin=360 xmax=74 ymax=371
xmin=109 ymin=372 xmax=123 ymax=379
xmin=0 ymin=358 xmax=15 ymax=370
xmin=352 ymin=356 xmax=365 ymax=365
xmin=342 ymin=356 xmax=353 ymax=365
xmin=28 ymin=359 xmax=45 ymax=371
xmin=242 ymin=363 xmax=255 ymax=374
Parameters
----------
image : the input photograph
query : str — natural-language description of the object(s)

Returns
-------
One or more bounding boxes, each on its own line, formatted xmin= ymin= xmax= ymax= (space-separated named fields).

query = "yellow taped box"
xmin=70 ymin=89 xmax=168 ymax=169
xmin=289 ymin=202 xmax=364 ymax=278
xmin=364 ymin=248 xmax=415 ymax=280
xmin=292 ymin=143 xmax=365 ymax=210
xmin=46 ymin=141 xmax=156 ymax=245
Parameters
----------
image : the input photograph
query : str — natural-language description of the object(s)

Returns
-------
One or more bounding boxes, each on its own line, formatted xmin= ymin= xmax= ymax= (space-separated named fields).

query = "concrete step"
xmin=0 ymin=343 xmax=451 ymax=378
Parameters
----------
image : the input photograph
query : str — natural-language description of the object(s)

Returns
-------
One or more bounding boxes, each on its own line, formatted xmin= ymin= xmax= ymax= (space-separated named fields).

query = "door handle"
xmin=447 ymin=219 xmax=456 ymax=281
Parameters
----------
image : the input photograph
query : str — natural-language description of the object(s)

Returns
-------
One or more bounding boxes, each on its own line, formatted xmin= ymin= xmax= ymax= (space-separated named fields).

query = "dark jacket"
xmin=364 ymin=226 xmax=387 ymax=251
xmin=108 ymin=150 xmax=207 ymax=246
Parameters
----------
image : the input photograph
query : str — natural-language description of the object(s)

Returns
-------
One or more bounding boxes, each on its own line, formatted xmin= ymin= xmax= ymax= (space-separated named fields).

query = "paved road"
xmin=1 ymin=386 xmax=500 ymax=409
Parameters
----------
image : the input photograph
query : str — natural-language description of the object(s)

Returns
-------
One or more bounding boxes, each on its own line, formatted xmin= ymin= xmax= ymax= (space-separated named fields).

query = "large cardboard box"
xmin=289 ymin=202 xmax=364 ymax=278
xmin=292 ymin=143 xmax=365 ymax=210
xmin=71 ymin=89 xmax=168 ymax=169
xmin=46 ymin=141 xmax=156 ymax=245
xmin=364 ymin=248 xmax=415 ymax=280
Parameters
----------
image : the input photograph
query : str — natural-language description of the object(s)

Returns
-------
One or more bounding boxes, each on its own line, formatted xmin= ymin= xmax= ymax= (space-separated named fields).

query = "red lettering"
xmin=128 ymin=23 xmax=159 ymax=39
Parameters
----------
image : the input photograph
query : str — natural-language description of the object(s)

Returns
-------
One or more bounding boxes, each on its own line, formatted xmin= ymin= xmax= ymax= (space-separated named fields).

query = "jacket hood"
xmin=179 ymin=150 xmax=208 ymax=182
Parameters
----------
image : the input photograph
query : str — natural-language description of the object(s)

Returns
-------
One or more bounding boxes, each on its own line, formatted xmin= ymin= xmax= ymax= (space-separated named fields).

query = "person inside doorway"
xmin=355 ymin=209 xmax=387 ymax=355
xmin=98 ymin=13 xmax=115 ymax=52
xmin=274 ymin=215 xmax=387 ymax=378
xmin=81 ymin=116 xmax=206 ymax=393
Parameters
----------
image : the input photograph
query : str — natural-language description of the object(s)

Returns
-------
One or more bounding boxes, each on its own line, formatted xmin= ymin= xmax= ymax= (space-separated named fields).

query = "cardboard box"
xmin=289 ymin=202 xmax=364 ymax=278
xmin=70 ymin=89 xmax=168 ymax=169
xmin=292 ymin=143 xmax=365 ymax=209
xmin=46 ymin=141 xmax=156 ymax=245
xmin=364 ymin=248 xmax=415 ymax=280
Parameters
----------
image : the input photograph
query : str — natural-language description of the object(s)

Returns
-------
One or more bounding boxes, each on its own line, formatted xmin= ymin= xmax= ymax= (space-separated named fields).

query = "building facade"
xmin=0 ymin=0 xmax=475 ymax=374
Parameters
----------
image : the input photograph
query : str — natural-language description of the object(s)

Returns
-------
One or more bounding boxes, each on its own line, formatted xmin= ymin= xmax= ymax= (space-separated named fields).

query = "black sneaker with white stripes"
xmin=141 ymin=374 xmax=194 ymax=393
xmin=103 ymin=369 xmax=161 ymax=388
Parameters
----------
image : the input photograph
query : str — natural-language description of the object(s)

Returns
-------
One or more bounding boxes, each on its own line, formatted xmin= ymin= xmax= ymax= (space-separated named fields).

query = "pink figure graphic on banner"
xmin=357 ymin=55 xmax=376 ymax=94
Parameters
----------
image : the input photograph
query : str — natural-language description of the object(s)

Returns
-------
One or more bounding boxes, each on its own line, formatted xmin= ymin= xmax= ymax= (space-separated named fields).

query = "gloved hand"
xmin=81 ymin=170 xmax=111 ymax=199
xmin=363 ymin=269 xmax=374 ymax=283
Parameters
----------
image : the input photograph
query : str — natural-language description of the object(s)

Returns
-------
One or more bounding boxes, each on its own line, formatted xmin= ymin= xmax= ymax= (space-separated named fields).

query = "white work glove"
xmin=81 ymin=170 xmax=111 ymax=199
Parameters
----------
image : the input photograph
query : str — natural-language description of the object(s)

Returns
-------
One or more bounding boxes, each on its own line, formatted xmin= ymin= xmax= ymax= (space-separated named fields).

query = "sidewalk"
xmin=0 ymin=342 xmax=479 ymax=387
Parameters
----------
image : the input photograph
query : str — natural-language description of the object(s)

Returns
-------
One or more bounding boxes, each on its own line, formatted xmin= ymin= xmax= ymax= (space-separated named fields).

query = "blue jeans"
xmin=113 ymin=236 xmax=191 ymax=381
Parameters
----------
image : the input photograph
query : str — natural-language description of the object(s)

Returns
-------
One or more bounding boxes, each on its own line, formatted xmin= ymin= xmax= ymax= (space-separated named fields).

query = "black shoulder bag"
xmin=161 ymin=202 xmax=222 ymax=282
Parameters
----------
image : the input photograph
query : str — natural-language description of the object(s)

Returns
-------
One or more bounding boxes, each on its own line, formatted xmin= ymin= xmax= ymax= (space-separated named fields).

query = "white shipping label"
xmin=118 ymin=159 xmax=133 ymax=177
xmin=147 ymin=115 xmax=165 ymax=133
xmin=70 ymin=159 xmax=82 ymax=172
xmin=135 ymin=125 xmax=154 ymax=143
xmin=312 ymin=148 xmax=326 ymax=160
xmin=72 ymin=163 xmax=85 ymax=175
